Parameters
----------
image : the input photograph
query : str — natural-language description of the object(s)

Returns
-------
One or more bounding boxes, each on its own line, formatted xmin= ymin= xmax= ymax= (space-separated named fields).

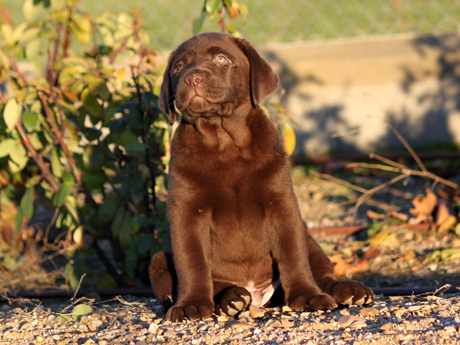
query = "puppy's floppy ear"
xmin=159 ymin=51 xmax=177 ymax=125
xmin=238 ymin=38 xmax=280 ymax=107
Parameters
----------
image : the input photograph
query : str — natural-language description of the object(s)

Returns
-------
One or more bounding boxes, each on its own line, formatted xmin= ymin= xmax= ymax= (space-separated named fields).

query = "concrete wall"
xmin=258 ymin=33 xmax=460 ymax=157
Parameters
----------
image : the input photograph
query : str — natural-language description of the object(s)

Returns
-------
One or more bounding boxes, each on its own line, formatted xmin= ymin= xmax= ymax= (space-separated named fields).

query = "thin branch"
xmin=348 ymin=161 xmax=458 ymax=190
xmin=37 ymin=90 xmax=82 ymax=187
xmin=313 ymin=171 xmax=368 ymax=194
xmin=220 ymin=2 xmax=226 ymax=33
xmin=71 ymin=273 xmax=86 ymax=302
xmin=16 ymin=121 xmax=59 ymax=193
xmin=369 ymin=153 xmax=408 ymax=170
xmin=62 ymin=4 xmax=72 ymax=58
xmin=347 ymin=162 xmax=403 ymax=174
xmin=331 ymin=128 xmax=361 ymax=138
xmin=353 ymin=173 xmax=410 ymax=215
xmin=386 ymin=123 xmax=427 ymax=172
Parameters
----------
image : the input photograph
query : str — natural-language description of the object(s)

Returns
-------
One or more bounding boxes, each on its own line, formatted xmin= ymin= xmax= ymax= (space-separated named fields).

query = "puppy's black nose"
xmin=185 ymin=72 xmax=205 ymax=86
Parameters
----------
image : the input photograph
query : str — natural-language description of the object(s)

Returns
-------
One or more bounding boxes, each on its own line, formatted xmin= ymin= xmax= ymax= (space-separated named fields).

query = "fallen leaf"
xmin=338 ymin=315 xmax=366 ymax=328
xmin=438 ymin=215 xmax=457 ymax=233
xmin=367 ymin=210 xmax=385 ymax=219
xmin=410 ymin=188 xmax=437 ymax=217
xmin=380 ymin=322 xmax=395 ymax=331
xmin=388 ymin=211 xmax=409 ymax=222
xmin=359 ymin=307 xmax=379 ymax=317
xmin=331 ymin=255 xmax=369 ymax=278
xmin=370 ymin=229 xmax=407 ymax=248
xmin=231 ymin=321 xmax=253 ymax=331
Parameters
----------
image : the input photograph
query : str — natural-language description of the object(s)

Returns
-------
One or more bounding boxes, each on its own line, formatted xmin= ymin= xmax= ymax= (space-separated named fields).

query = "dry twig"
xmin=320 ymin=118 xmax=458 ymax=218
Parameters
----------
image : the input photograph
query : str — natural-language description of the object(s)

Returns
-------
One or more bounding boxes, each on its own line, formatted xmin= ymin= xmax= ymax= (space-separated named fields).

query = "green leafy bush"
xmin=0 ymin=0 xmax=291 ymax=290
xmin=0 ymin=0 xmax=169 ymax=287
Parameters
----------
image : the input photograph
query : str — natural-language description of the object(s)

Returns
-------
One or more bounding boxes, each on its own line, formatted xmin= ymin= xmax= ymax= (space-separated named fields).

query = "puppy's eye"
xmin=175 ymin=62 xmax=185 ymax=71
xmin=216 ymin=54 xmax=230 ymax=64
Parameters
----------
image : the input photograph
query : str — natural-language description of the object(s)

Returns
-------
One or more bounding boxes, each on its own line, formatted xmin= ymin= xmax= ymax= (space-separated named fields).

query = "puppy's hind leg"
xmin=149 ymin=251 xmax=177 ymax=311
xmin=306 ymin=233 xmax=374 ymax=306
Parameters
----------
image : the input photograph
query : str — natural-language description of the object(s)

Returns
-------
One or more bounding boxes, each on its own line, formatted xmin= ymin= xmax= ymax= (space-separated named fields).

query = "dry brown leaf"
xmin=367 ymin=210 xmax=385 ymax=219
xmin=359 ymin=307 xmax=379 ymax=317
xmin=438 ymin=215 xmax=457 ymax=233
xmin=331 ymin=255 xmax=368 ymax=278
xmin=396 ymin=249 xmax=416 ymax=262
xmin=363 ymin=247 xmax=381 ymax=260
xmin=410 ymin=188 xmax=438 ymax=217
xmin=435 ymin=200 xmax=453 ymax=226
xmin=338 ymin=315 xmax=366 ymax=328
xmin=388 ymin=211 xmax=409 ymax=222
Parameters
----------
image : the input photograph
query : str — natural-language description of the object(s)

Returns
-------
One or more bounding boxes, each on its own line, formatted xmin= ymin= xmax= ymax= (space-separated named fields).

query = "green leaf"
xmin=193 ymin=14 xmax=206 ymax=35
xmin=15 ymin=208 xmax=24 ymax=236
xmin=0 ymin=138 xmax=16 ymax=158
xmin=98 ymin=26 xmax=114 ymax=47
xmin=111 ymin=205 xmax=125 ymax=238
xmin=206 ymin=0 xmax=222 ymax=14
xmin=138 ymin=234 xmax=153 ymax=255
xmin=119 ymin=212 xmax=133 ymax=248
xmin=81 ymin=88 xmax=102 ymax=119
xmin=82 ymin=171 xmax=105 ymax=190
xmin=98 ymin=198 xmax=118 ymax=223
xmin=125 ymin=249 xmax=137 ymax=280
xmin=239 ymin=3 xmax=249 ymax=23
xmin=125 ymin=141 xmax=145 ymax=157
xmin=4 ymin=98 xmax=22 ymax=130
xmin=70 ymin=304 xmax=93 ymax=318
xmin=26 ymin=38 xmax=41 ymax=59
xmin=282 ymin=121 xmax=296 ymax=156
xmin=53 ymin=184 xmax=71 ymax=208
xmin=18 ymin=27 xmax=41 ymax=43
xmin=31 ymin=56 xmax=45 ymax=77
xmin=89 ymin=78 xmax=110 ymax=101
xmin=12 ymin=23 xmax=28 ymax=43
xmin=51 ymin=149 xmax=63 ymax=178
xmin=70 ymin=13 xmax=91 ymax=43
xmin=8 ymin=142 xmax=28 ymax=172
xmin=83 ymin=145 xmax=105 ymax=173
xmin=0 ymin=50 xmax=10 ymax=69
xmin=82 ymin=127 xmax=102 ymax=141
xmin=26 ymin=175 xmax=43 ymax=188
xmin=23 ymin=0 xmax=44 ymax=22
xmin=19 ymin=189 xmax=34 ymax=220
xmin=22 ymin=111 xmax=39 ymax=131
xmin=1 ymin=24 xmax=13 ymax=45
xmin=28 ymin=132 xmax=44 ymax=150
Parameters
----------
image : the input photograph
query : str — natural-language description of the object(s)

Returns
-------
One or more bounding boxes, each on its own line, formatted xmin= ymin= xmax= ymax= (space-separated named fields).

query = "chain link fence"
xmin=74 ymin=0 xmax=460 ymax=51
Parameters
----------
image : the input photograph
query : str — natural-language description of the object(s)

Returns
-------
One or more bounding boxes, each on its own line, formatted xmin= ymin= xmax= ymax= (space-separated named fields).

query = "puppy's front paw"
xmin=288 ymin=292 xmax=337 ymax=312
xmin=214 ymin=286 xmax=252 ymax=317
xmin=329 ymin=280 xmax=375 ymax=306
xmin=166 ymin=301 xmax=214 ymax=323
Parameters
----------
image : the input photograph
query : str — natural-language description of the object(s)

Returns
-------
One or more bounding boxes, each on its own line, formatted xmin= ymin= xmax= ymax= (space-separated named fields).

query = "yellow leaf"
xmin=282 ymin=122 xmax=296 ymax=156
xmin=229 ymin=1 xmax=239 ymax=20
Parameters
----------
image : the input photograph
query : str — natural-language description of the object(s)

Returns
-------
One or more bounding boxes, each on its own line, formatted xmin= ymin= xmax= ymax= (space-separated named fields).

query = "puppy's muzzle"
xmin=185 ymin=72 xmax=206 ymax=88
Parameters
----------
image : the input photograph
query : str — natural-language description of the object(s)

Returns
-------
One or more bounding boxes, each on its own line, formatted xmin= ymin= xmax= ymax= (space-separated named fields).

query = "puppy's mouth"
xmin=176 ymin=88 xmax=234 ymax=117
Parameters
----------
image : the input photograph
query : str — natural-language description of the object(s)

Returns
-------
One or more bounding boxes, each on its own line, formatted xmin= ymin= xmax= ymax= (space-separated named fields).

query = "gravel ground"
xmin=2 ymin=164 xmax=460 ymax=344
xmin=1 ymin=293 xmax=460 ymax=345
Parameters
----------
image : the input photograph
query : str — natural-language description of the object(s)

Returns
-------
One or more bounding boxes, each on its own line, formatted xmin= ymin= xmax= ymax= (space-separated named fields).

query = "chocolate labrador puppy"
xmin=149 ymin=32 xmax=374 ymax=322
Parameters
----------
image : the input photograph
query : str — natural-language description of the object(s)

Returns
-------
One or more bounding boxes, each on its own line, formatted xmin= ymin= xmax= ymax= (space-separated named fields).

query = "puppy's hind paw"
xmin=214 ymin=286 xmax=252 ymax=317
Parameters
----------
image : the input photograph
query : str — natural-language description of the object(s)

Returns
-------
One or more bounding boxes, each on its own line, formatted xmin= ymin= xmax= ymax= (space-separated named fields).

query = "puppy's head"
xmin=159 ymin=32 xmax=279 ymax=125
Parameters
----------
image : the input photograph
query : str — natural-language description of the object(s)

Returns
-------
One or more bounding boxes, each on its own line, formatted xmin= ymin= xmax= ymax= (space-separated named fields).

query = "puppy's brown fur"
xmin=149 ymin=32 xmax=374 ymax=322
